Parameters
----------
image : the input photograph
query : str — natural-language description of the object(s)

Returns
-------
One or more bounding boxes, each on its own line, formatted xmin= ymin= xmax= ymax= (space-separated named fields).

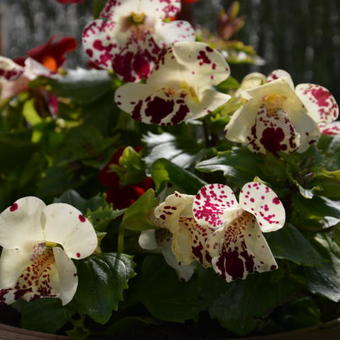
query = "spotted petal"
xmin=296 ymin=83 xmax=339 ymax=125
xmin=100 ymin=0 xmax=181 ymax=20
xmin=82 ymin=19 xmax=120 ymax=72
xmin=115 ymin=83 xmax=192 ymax=125
xmin=0 ymin=197 xmax=45 ymax=250
xmin=207 ymin=212 xmax=278 ymax=282
xmin=226 ymin=79 xmax=320 ymax=153
xmin=319 ymin=122 xmax=340 ymax=135
xmin=0 ymin=57 xmax=24 ymax=81
xmin=171 ymin=42 xmax=230 ymax=92
xmin=192 ymin=184 xmax=240 ymax=229
xmin=153 ymin=192 xmax=194 ymax=233
xmin=246 ymin=105 xmax=300 ymax=154
xmin=239 ymin=182 xmax=285 ymax=233
xmin=155 ymin=20 xmax=195 ymax=45
xmin=43 ymin=203 xmax=97 ymax=260
xmin=182 ymin=217 xmax=212 ymax=267
xmin=267 ymin=69 xmax=294 ymax=89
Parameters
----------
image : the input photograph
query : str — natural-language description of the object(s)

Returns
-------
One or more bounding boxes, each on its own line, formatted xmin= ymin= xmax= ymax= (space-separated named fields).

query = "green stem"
xmin=117 ymin=223 xmax=125 ymax=254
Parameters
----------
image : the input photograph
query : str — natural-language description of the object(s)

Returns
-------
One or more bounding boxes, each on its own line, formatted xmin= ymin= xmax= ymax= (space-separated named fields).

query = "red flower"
xmin=99 ymin=148 xmax=154 ymax=209
xmin=15 ymin=36 xmax=77 ymax=72
xmin=57 ymin=0 xmax=82 ymax=3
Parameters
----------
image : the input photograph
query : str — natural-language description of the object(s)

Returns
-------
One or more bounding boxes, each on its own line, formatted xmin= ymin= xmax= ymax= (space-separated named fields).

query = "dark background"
xmin=1 ymin=0 xmax=339 ymax=102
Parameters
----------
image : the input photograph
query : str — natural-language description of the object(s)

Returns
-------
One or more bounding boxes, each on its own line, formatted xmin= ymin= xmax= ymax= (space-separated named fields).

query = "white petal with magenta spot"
xmin=239 ymin=182 xmax=285 ymax=233
xmin=0 ymin=197 xmax=45 ymax=250
xmin=43 ymin=203 xmax=97 ymax=260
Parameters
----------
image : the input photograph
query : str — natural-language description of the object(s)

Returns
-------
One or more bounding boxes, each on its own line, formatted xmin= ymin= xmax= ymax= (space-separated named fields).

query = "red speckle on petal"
xmin=10 ymin=203 xmax=18 ymax=212
xmin=272 ymin=197 xmax=280 ymax=205
xmin=76 ymin=253 xmax=81 ymax=258
xmin=78 ymin=215 xmax=86 ymax=222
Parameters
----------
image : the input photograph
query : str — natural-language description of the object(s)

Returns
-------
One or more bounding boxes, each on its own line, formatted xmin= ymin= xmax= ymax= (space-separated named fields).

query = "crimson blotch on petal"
xmin=82 ymin=0 xmax=195 ymax=82
xmin=115 ymin=41 xmax=231 ymax=125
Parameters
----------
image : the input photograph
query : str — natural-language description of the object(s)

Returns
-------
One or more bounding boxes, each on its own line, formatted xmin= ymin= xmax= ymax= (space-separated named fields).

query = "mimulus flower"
xmin=225 ymin=69 xmax=339 ymax=153
xmin=139 ymin=228 xmax=195 ymax=281
xmin=115 ymin=41 xmax=231 ymax=125
xmin=82 ymin=0 xmax=195 ymax=82
xmin=0 ymin=57 xmax=52 ymax=101
xmin=15 ymin=36 xmax=77 ymax=73
xmin=0 ymin=197 xmax=97 ymax=305
xmin=153 ymin=182 xmax=285 ymax=282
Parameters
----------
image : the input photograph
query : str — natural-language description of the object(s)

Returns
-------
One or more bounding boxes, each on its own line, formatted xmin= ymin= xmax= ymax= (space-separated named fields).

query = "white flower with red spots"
xmin=115 ymin=41 xmax=231 ymax=125
xmin=82 ymin=0 xmax=195 ymax=82
xmin=0 ymin=197 xmax=97 ymax=306
xmin=225 ymin=69 xmax=339 ymax=154
xmin=0 ymin=56 xmax=53 ymax=101
xmin=153 ymin=182 xmax=285 ymax=282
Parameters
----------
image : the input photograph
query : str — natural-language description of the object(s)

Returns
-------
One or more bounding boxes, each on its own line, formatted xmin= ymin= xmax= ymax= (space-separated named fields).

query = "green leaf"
xmin=292 ymin=195 xmax=340 ymax=228
xmin=121 ymin=189 xmax=158 ymax=231
xmin=209 ymin=270 xmax=299 ymax=335
xmin=265 ymin=224 xmax=323 ymax=266
xmin=16 ymin=298 xmax=68 ymax=333
xmin=30 ymin=69 xmax=113 ymax=104
xmin=137 ymin=255 xmax=206 ymax=322
xmin=74 ymin=253 xmax=135 ymax=324
xmin=110 ymin=146 xmax=146 ymax=186
xmin=301 ymin=234 xmax=340 ymax=302
xmin=195 ymin=148 xmax=263 ymax=186
xmin=151 ymin=158 xmax=206 ymax=194
xmin=273 ymin=297 xmax=320 ymax=330
xmin=143 ymin=132 xmax=206 ymax=169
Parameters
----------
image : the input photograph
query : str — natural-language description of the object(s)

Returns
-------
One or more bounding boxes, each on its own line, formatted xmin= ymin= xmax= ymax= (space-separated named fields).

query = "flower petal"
xmin=43 ymin=203 xmax=97 ymax=260
xmin=0 ymin=57 xmax=24 ymax=81
xmin=239 ymin=182 xmax=285 ymax=233
xmin=319 ymin=122 xmax=340 ymax=135
xmin=53 ymin=247 xmax=78 ymax=305
xmin=101 ymin=0 xmax=181 ymax=20
xmin=187 ymin=89 xmax=230 ymax=120
xmin=171 ymin=217 xmax=195 ymax=265
xmin=23 ymin=57 xmax=52 ymax=80
xmin=237 ymin=72 xmax=266 ymax=93
xmin=153 ymin=192 xmax=194 ymax=233
xmin=192 ymin=184 xmax=241 ymax=229
xmin=82 ymin=19 xmax=119 ymax=72
xmin=295 ymin=83 xmax=339 ymax=124
xmin=161 ymin=242 xmax=195 ymax=282
xmin=246 ymin=105 xmax=300 ymax=154
xmin=208 ymin=212 xmax=278 ymax=282
xmin=0 ymin=197 xmax=45 ymax=250
xmin=267 ymin=69 xmax=294 ymax=89
xmin=155 ymin=20 xmax=195 ymax=45
xmin=171 ymin=42 xmax=230 ymax=90
xmin=183 ymin=217 xmax=212 ymax=267
xmin=14 ymin=243 xmax=57 ymax=302
xmin=139 ymin=229 xmax=159 ymax=250
xmin=0 ymin=247 xmax=33 ymax=289
xmin=115 ymin=82 xmax=192 ymax=125
xmin=99 ymin=0 xmax=138 ymax=19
